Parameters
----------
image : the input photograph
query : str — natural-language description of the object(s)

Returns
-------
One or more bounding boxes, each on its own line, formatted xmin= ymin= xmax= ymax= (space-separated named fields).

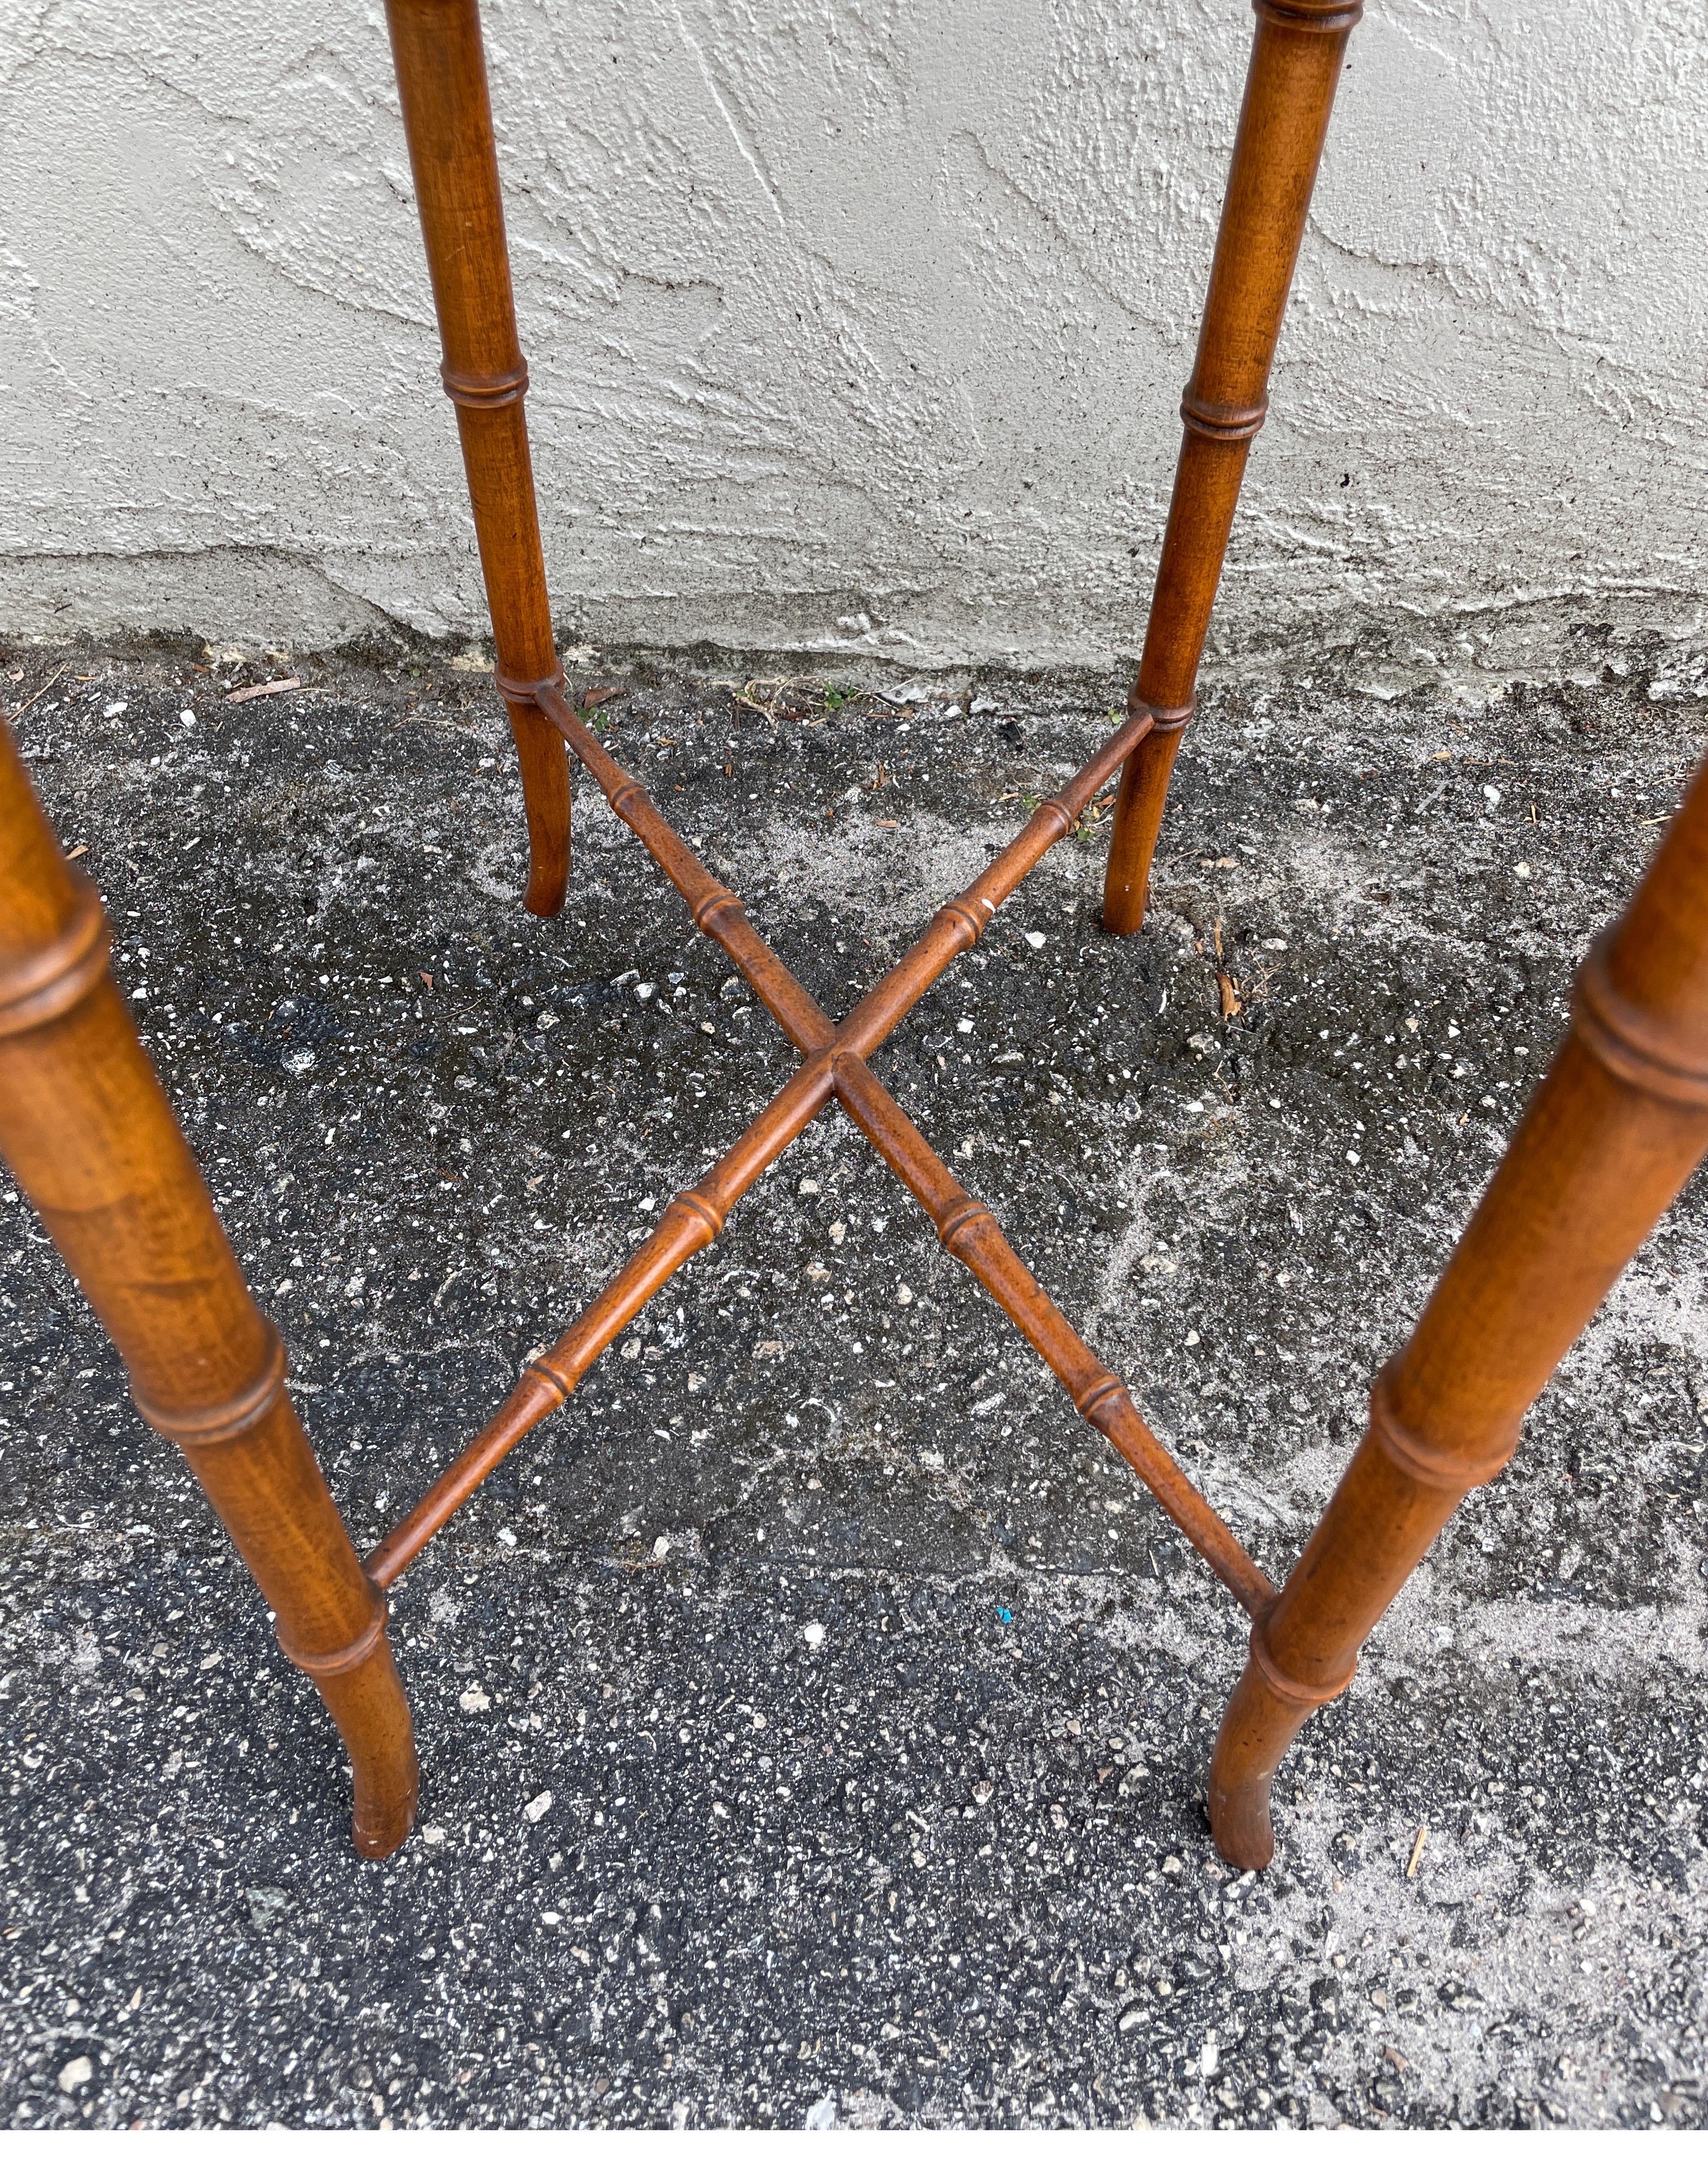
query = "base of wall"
xmin=4 ymin=548 xmax=1706 ymax=708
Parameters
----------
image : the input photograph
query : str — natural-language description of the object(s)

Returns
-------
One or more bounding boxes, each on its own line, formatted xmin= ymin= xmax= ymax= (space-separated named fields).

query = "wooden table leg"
xmin=0 ymin=718 xmax=418 ymax=1857
xmin=1102 ymin=1 xmax=1361 ymax=935
xmin=384 ymin=0 xmax=571 ymax=918
xmin=1210 ymin=750 xmax=1708 ymax=1866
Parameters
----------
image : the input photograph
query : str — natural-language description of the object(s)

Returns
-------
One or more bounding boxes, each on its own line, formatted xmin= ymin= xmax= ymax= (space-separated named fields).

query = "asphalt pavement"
xmin=2 ymin=638 xmax=1706 ymax=2127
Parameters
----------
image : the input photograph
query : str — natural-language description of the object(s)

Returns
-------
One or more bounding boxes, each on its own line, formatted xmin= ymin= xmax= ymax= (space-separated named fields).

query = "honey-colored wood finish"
xmin=385 ymin=0 xmax=571 ymax=918
xmin=1103 ymin=0 xmax=1361 ymax=934
xmin=367 ymin=691 xmax=1272 ymax=1615
xmin=12 ymin=0 xmax=1687 ymax=1867
xmin=1210 ymin=751 xmax=1708 ymax=1867
xmin=0 ymin=715 xmax=417 ymax=1857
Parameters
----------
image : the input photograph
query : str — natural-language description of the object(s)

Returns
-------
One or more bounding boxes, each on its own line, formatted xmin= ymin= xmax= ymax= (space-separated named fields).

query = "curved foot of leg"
xmin=315 ymin=1640 xmax=420 ymax=1860
xmin=1208 ymin=1724 xmax=1276 ymax=1871
xmin=505 ymin=696 xmax=572 ymax=918
xmin=1100 ymin=718 xmax=1187 ymax=937
xmin=1208 ymin=1658 xmax=1314 ymax=1871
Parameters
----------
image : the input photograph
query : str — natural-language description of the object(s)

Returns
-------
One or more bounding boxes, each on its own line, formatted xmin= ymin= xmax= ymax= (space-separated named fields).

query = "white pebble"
xmin=459 ymin=1686 xmax=490 ymax=1713
xmin=1023 ymin=930 xmax=1045 ymax=949
xmin=180 ymin=708 xmax=196 ymax=728
xmin=524 ymin=1790 xmax=554 ymax=1823
xmin=802 ymin=1621 xmax=826 ymax=1649
xmin=897 ymin=1283 xmax=913 ymax=1305
xmin=103 ymin=700 xmax=127 ymax=719
xmin=59 ymin=2056 xmax=93 ymax=2092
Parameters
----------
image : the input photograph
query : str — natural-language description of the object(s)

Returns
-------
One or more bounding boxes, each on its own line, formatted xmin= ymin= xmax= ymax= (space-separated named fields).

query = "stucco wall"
xmin=3 ymin=0 xmax=1706 ymax=686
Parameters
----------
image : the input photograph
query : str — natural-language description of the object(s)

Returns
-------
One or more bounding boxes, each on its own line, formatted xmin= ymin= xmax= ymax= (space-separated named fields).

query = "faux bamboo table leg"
xmin=0 ymin=718 xmax=417 ymax=1857
xmin=1210 ymin=752 xmax=1708 ymax=1867
xmin=1103 ymin=0 xmax=1360 ymax=935
xmin=385 ymin=0 xmax=571 ymax=918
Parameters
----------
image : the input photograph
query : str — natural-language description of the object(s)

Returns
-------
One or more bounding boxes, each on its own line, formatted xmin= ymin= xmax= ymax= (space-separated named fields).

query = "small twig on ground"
xmin=1213 ymin=916 xmax=1243 ymax=1017
xmin=10 ymin=663 xmax=67 ymax=719
xmin=224 ymin=677 xmax=303 ymax=705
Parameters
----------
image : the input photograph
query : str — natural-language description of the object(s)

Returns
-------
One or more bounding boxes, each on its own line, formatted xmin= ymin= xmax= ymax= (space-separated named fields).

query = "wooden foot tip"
xmin=1207 ymin=1773 xmax=1277 ymax=1871
xmin=523 ymin=868 xmax=569 ymax=920
xmin=352 ymin=1778 xmax=419 ymax=1860
xmin=350 ymin=1729 xmax=420 ymax=1860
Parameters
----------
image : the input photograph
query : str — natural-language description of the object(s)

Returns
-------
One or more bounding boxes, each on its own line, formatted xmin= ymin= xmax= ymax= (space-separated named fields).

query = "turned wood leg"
xmin=0 ymin=718 xmax=418 ymax=1857
xmin=1103 ymin=0 xmax=1361 ymax=934
xmin=385 ymin=0 xmax=571 ymax=918
xmin=1210 ymin=751 xmax=1708 ymax=1866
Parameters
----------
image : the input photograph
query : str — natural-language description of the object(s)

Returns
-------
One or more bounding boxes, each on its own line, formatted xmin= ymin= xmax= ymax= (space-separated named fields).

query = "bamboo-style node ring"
xmin=0 ymin=887 xmax=111 ymax=1041
xmin=941 ymin=899 xmax=988 ymax=947
xmin=1247 ymin=1623 xmax=1358 ymax=1709
xmin=673 ymin=1188 xmax=727 ymax=1242
xmin=1365 ymin=1368 xmax=1518 ymax=1494
xmin=1074 ymin=1374 xmax=1126 ymax=1426
xmin=440 ymin=360 xmax=529 ymax=409
xmin=1180 ymin=390 xmax=1269 ymax=442
xmin=1133 ymin=699 xmax=1195 ymax=737
xmin=495 ymin=664 xmax=564 ymax=707
xmin=525 ymin=1356 xmax=574 ymax=1400
xmin=275 ymin=1588 xmax=393 ymax=1679
xmin=692 ymin=886 xmax=744 ymax=932
xmin=133 ymin=1324 xmax=288 ymax=1449
xmin=1572 ymin=934 xmax=1708 ymax=1108
xmin=936 ymin=1197 xmax=991 ymax=1253
xmin=1253 ymin=0 xmax=1364 ymax=29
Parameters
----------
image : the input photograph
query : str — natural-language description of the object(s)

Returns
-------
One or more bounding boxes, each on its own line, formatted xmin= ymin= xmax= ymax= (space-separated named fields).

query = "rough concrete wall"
xmin=3 ymin=0 xmax=1706 ymax=685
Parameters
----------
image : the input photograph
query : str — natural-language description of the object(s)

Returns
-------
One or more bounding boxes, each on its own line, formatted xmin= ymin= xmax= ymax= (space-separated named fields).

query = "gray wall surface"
xmin=4 ymin=0 xmax=1706 ymax=686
